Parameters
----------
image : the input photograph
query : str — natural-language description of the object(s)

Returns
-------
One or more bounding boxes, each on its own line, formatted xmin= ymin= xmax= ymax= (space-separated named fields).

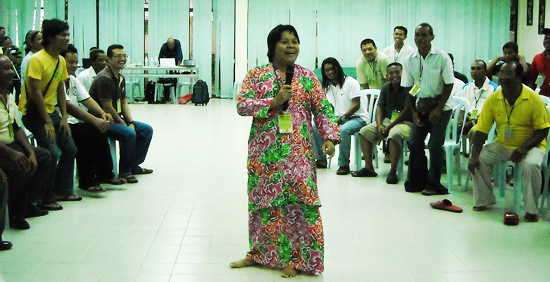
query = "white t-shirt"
xmin=0 ymin=93 xmax=16 ymax=144
xmin=382 ymin=44 xmax=415 ymax=65
xmin=325 ymin=76 xmax=369 ymax=123
xmin=77 ymin=67 xmax=97 ymax=91
xmin=65 ymin=75 xmax=91 ymax=124
xmin=459 ymin=77 xmax=498 ymax=115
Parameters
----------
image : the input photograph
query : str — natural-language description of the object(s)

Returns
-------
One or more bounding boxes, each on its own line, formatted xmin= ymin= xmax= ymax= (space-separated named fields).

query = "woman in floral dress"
xmin=230 ymin=24 xmax=340 ymax=278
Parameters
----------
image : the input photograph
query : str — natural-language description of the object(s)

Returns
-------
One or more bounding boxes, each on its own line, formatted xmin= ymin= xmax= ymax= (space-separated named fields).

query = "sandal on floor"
xmin=351 ymin=168 xmax=377 ymax=177
xmin=79 ymin=185 xmax=106 ymax=193
xmin=55 ymin=195 xmax=83 ymax=201
xmin=131 ymin=167 xmax=153 ymax=175
xmin=100 ymin=178 xmax=127 ymax=185
xmin=40 ymin=202 xmax=63 ymax=211
xmin=123 ymin=175 xmax=139 ymax=184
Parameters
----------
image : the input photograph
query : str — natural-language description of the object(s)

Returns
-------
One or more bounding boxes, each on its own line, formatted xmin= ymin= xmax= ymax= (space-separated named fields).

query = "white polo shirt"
xmin=77 ymin=67 xmax=97 ymax=91
xmin=64 ymin=75 xmax=92 ymax=124
xmin=460 ymin=77 xmax=498 ymax=115
xmin=401 ymin=46 xmax=456 ymax=110
xmin=382 ymin=44 xmax=415 ymax=65
xmin=325 ymin=76 xmax=369 ymax=123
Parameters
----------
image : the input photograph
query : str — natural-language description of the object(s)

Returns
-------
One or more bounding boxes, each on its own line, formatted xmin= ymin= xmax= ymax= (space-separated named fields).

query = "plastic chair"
xmin=233 ymin=82 xmax=242 ymax=100
xmin=540 ymin=95 xmax=550 ymax=106
xmin=154 ymin=81 xmax=176 ymax=103
xmin=539 ymin=106 xmax=550 ymax=213
xmin=444 ymin=96 xmax=470 ymax=192
xmin=354 ymin=89 xmax=380 ymax=171
xmin=108 ymin=138 xmax=118 ymax=178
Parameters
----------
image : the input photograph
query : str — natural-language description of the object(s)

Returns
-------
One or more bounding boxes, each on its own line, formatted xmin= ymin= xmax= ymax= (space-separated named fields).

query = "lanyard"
xmin=504 ymin=99 xmax=516 ymax=123
xmin=0 ymin=95 xmax=10 ymax=124
xmin=394 ymin=48 xmax=399 ymax=62
xmin=419 ymin=57 xmax=424 ymax=80
xmin=474 ymin=89 xmax=484 ymax=108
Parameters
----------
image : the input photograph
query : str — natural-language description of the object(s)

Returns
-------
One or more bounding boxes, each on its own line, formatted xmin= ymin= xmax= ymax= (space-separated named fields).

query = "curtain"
xmin=193 ymin=0 xmax=212 ymax=84
xmin=98 ymin=0 xmax=144 ymax=63
xmin=213 ymin=0 xmax=235 ymax=98
xmin=43 ymin=0 xmax=65 ymax=21
xmin=148 ymin=0 xmax=190 ymax=64
xmin=249 ymin=0 xmax=511 ymax=78
xmin=67 ymin=0 xmax=96 ymax=63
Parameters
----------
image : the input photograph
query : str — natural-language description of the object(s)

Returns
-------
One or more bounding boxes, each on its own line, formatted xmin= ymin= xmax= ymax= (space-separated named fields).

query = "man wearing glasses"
xmin=89 ymin=44 xmax=154 ymax=184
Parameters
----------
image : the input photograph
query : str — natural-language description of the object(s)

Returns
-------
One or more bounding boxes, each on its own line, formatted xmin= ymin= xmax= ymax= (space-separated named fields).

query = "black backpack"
xmin=192 ymin=80 xmax=209 ymax=106
xmin=145 ymin=81 xmax=156 ymax=104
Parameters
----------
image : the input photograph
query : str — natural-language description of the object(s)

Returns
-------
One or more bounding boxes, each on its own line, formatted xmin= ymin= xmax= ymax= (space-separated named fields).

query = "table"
xmin=121 ymin=66 xmax=199 ymax=102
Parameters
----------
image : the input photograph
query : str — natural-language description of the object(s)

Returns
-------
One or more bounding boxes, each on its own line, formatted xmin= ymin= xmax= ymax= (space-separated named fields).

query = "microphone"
xmin=283 ymin=65 xmax=294 ymax=111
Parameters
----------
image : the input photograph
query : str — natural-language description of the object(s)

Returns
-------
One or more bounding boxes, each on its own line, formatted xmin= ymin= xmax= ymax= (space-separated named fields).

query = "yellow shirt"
xmin=0 ymin=94 xmax=16 ymax=145
xmin=19 ymin=50 xmax=69 ymax=115
xmin=473 ymin=85 xmax=550 ymax=150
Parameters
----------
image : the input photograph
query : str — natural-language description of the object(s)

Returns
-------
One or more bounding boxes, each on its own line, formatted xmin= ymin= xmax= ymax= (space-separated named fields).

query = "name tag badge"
xmin=391 ymin=111 xmax=400 ymax=122
xmin=471 ymin=109 xmax=479 ymax=118
xmin=410 ymin=84 xmax=421 ymax=96
xmin=504 ymin=125 xmax=512 ymax=142
xmin=278 ymin=112 xmax=293 ymax=134
xmin=117 ymin=100 xmax=122 ymax=112
xmin=8 ymin=123 xmax=13 ymax=137
xmin=536 ymin=74 xmax=546 ymax=85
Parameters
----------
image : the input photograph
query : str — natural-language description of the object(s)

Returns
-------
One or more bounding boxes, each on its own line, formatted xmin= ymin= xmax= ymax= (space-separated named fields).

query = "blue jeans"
xmin=404 ymin=110 xmax=452 ymax=193
xmin=22 ymin=112 xmax=77 ymax=199
xmin=106 ymin=120 xmax=153 ymax=177
xmin=313 ymin=116 xmax=366 ymax=167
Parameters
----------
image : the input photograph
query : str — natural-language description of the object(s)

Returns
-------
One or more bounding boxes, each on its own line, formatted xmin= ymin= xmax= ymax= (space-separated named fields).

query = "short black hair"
xmin=387 ymin=62 xmax=403 ymax=70
xmin=502 ymin=42 xmax=519 ymax=53
xmin=543 ymin=28 xmax=550 ymax=36
xmin=394 ymin=26 xmax=408 ymax=36
xmin=266 ymin=25 xmax=300 ymax=63
xmin=448 ymin=53 xmax=454 ymax=63
xmin=41 ymin=19 xmax=69 ymax=48
xmin=473 ymin=59 xmax=487 ymax=70
xmin=1 ymin=36 xmax=11 ymax=44
xmin=90 ymin=48 xmax=105 ymax=62
xmin=0 ymin=27 xmax=4 ymax=31
xmin=360 ymin=38 xmax=376 ymax=49
xmin=501 ymin=60 xmax=523 ymax=77
xmin=321 ymin=57 xmax=346 ymax=89
xmin=107 ymin=44 xmax=124 ymax=57
xmin=60 ymin=43 xmax=77 ymax=57
xmin=416 ymin=23 xmax=433 ymax=36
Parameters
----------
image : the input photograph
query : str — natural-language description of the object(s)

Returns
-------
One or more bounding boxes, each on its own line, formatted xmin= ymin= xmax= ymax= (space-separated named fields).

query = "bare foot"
xmin=281 ymin=267 xmax=298 ymax=278
xmin=229 ymin=258 xmax=257 ymax=268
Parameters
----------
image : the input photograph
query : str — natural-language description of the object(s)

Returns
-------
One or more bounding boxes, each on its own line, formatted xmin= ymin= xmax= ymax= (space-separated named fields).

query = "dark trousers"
xmin=0 ymin=170 xmax=7 ymax=240
xmin=0 ymin=143 xmax=51 ymax=216
xmin=22 ymin=112 xmax=77 ymax=200
xmin=70 ymin=122 xmax=115 ymax=188
xmin=405 ymin=110 xmax=452 ymax=193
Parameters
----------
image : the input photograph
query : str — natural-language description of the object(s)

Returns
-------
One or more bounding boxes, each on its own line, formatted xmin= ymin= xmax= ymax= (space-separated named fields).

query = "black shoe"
xmin=316 ymin=160 xmax=327 ymax=168
xmin=0 ymin=241 xmax=12 ymax=251
xmin=10 ymin=215 xmax=30 ymax=230
xmin=25 ymin=204 xmax=49 ymax=218
xmin=336 ymin=166 xmax=350 ymax=175
xmin=386 ymin=173 xmax=399 ymax=184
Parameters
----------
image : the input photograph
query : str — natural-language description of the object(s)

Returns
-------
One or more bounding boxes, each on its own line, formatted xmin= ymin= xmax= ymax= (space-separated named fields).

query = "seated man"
xmin=352 ymin=63 xmax=412 ymax=184
xmin=313 ymin=57 xmax=368 ymax=175
xmin=89 ymin=44 xmax=153 ymax=183
xmin=468 ymin=61 xmax=550 ymax=223
xmin=0 ymin=169 xmax=12 ymax=251
xmin=61 ymin=44 xmax=126 ymax=192
xmin=0 ymin=54 xmax=51 ymax=229
xmin=77 ymin=48 xmax=107 ymax=91
xmin=456 ymin=60 xmax=498 ymax=137
xmin=488 ymin=42 xmax=530 ymax=85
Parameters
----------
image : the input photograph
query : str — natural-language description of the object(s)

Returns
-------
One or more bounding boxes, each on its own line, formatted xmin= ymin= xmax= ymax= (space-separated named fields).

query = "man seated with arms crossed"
xmin=0 ymin=54 xmax=51 ymax=229
xmin=468 ymin=61 xmax=550 ymax=223
xmin=313 ymin=57 xmax=368 ymax=175
xmin=352 ymin=62 xmax=412 ymax=184
xmin=61 ymin=44 xmax=126 ymax=192
xmin=77 ymin=48 xmax=107 ymax=91
xmin=456 ymin=60 xmax=498 ymax=139
xmin=89 ymin=44 xmax=153 ymax=184
xmin=382 ymin=26 xmax=415 ymax=65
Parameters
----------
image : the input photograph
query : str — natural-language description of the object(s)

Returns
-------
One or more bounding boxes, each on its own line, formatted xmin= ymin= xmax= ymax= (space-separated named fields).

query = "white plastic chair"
xmin=233 ymin=82 xmax=242 ymax=100
xmin=444 ymin=96 xmax=470 ymax=192
xmin=540 ymin=95 xmax=550 ymax=106
xmin=353 ymin=89 xmax=379 ymax=171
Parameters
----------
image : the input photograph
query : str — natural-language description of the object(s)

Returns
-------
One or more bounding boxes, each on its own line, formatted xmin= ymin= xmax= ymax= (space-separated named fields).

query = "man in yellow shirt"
xmin=468 ymin=61 xmax=550 ymax=223
xmin=19 ymin=19 xmax=79 ymax=210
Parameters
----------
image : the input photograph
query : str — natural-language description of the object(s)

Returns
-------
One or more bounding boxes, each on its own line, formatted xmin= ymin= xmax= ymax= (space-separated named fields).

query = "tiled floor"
xmin=1 ymin=99 xmax=550 ymax=282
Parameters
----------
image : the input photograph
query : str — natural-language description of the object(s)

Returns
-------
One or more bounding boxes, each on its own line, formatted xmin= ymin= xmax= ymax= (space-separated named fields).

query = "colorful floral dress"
xmin=237 ymin=63 xmax=340 ymax=274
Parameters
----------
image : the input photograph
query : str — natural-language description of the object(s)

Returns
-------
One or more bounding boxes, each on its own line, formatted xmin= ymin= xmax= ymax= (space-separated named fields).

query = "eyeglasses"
xmin=112 ymin=54 xmax=127 ymax=59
